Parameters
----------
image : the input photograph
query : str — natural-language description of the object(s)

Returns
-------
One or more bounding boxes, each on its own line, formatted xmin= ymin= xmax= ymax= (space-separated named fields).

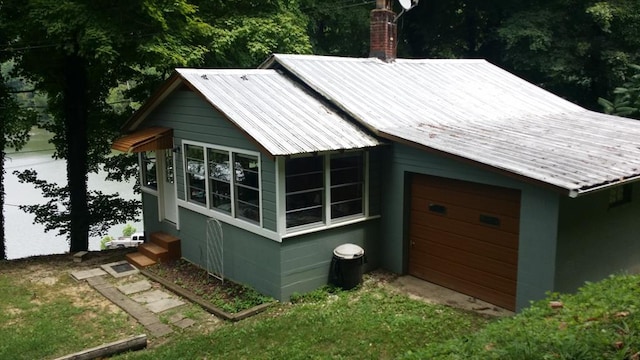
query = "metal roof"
xmin=265 ymin=54 xmax=640 ymax=195
xmin=174 ymin=68 xmax=380 ymax=156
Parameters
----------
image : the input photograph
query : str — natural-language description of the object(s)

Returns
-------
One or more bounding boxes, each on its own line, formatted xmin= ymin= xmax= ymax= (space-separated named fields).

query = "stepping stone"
xmin=173 ymin=318 xmax=196 ymax=329
xmin=146 ymin=298 xmax=185 ymax=313
xmin=70 ymin=268 xmax=107 ymax=281
xmin=131 ymin=289 xmax=173 ymax=304
xmin=117 ymin=280 xmax=152 ymax=295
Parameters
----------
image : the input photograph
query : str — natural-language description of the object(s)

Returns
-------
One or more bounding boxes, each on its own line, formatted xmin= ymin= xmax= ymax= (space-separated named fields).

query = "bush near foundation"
xmin=405 ymin=274 xmax=640 ymax=360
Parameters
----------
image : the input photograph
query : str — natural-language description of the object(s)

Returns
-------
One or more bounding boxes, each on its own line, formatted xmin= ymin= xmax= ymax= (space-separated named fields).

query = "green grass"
xmin=403 ymin=274 xmax=640 ymax=359
xmin=115 ymin=283 xmax=490 ymax=359
xmin=0 ymin=271 xmax=144 ymax=360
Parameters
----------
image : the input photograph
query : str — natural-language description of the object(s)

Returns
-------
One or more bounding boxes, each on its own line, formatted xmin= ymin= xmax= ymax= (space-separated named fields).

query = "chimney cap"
xmin=375 ymin=0 xmax=391 ymax=10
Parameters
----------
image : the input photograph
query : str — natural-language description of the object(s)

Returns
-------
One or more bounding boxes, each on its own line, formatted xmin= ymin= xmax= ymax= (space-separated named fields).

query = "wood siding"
xmin=409 ymin=175 xmax=520 ymax=310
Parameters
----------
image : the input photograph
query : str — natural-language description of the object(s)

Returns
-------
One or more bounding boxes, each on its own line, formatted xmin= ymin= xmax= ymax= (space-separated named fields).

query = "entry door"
xmin=160 ymin=149 xmax=177 ymax=224
xmin=408 ymin=175 xmax=520 ymax=310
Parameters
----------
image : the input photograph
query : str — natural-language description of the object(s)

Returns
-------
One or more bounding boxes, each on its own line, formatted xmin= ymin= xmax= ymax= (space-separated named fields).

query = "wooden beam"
xmin=53 ymin=334 xmax=147 ymax=360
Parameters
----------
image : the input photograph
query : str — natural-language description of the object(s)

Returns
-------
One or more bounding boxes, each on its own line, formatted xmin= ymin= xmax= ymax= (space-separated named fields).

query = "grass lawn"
xmin=0 ymin=254 xmax=145 ymax=360
xmin=0 ymin=253 xmax=492 ymax=360
xmin=114 ymin=276 xmax=492 ymax=360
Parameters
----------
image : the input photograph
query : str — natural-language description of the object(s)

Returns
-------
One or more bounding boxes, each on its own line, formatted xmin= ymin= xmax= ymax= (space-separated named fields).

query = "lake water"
xmin=4 ymin=128 xmax=143 ymax=259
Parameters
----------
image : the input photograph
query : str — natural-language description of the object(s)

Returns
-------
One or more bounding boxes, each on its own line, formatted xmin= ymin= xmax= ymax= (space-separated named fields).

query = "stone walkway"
xmin=70 ymin=262 xmax=196 ymax=337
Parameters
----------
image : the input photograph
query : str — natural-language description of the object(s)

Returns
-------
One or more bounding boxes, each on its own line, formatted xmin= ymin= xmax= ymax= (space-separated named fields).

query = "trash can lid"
xmin=333 ymin=243 xmax=364 ymax=259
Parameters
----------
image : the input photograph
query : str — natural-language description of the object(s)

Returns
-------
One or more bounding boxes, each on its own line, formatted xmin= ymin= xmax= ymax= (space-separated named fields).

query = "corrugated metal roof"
xmin=266 ymin=54 xmax=640 ymax=195
xmin=175 ymin=68 xmax=381 ymax=156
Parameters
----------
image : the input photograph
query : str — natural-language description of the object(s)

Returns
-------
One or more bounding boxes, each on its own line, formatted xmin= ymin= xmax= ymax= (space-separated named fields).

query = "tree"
xmin=599 ymin=64 xmax=640 ymax=119
xmin=1 ymin=0 xmax=312 ymax=253
xmin=1 ymin=0 xmax=213 ymax=252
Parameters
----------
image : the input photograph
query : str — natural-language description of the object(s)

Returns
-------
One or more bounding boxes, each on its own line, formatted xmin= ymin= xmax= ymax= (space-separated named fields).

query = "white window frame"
xmin=180 ymin=140 xmax=263 ymax=228
xmin=140 ymin=151 xmax=158 ymax=195
xmin=279 ymin=151 xmax=370 ymax=236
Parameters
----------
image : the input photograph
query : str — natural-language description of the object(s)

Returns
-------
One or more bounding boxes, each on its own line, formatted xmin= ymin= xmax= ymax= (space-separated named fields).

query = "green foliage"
xmin=599 ymin=64 xmax=640 ymax=119
xmin=99 ymin=235 xmax=113 ymax=250
xmin=405 ymin=274 xmax=640 ymax=359
xmin=121 ymin=224 xmax=137 ymax=237
xmin=13 ymin=169 xmax=141 ymax=239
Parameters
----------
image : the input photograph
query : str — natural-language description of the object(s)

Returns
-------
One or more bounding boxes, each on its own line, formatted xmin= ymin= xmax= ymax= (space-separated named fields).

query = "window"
xmin=235 ymin=154 xmax=260 ymax=223
xmin=141 ymin=151 xmax=157 ymax=190
xmin=184 ymin=142 xmax=261 ymax=225
xmin=185 ymin=145 xmax=206 ymax=205
xmin=285 ymin=152 xmax=365 ymax=229
xmin=208 ymin=149 xmax=232 ymax=214
xmin=609 ymin=184 xmax=632 ymax=207
xmin=330 ymin=154 xmax=363 ymax=219
xmin=286 ymin=156 xmax=324 ymax=227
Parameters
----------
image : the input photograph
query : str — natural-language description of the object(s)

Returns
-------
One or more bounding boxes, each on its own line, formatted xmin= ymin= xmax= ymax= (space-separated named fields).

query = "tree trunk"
xmin=64 ymin=53 xmax=90 ymax=252
xmin=0 ymin=81 xmax=7 ymax=260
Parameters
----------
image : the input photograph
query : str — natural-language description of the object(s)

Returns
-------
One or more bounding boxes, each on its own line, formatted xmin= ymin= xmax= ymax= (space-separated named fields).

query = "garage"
xmin=408 ymin=174 xmax=521 ymax=310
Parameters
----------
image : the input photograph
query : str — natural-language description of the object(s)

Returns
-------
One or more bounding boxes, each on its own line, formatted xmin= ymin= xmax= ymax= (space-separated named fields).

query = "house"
xmin=112 ymin=1 xmax=640 ymax=311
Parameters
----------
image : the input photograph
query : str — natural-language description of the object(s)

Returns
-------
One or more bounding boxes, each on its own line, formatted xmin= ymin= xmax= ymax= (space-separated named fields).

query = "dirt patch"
xmin=144 ymin=259 xmax=273 ymax=314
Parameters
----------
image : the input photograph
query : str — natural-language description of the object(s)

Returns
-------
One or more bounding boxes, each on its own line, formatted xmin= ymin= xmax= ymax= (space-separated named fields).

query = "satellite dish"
xmin=398 ymin=0 xmax=412 ymax=10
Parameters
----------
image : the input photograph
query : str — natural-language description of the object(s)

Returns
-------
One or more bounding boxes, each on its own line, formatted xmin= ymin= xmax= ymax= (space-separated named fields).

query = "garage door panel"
xmin=410 ymin=224 xmax=518 ymax=265
xmin=411 ymin=198 xmax=520 ymax=234
xmin=413 ymin=175 xmax=521 ymax=203
xmin=413 ymin=266 xmax=516 ymax=310
xmin=411 ymin=211 xmax=518 ymax=249
xmin=409 ymin=174 xmax=521 ymax=311
xmin=418 ymin=240 xmax=517 ymax=280
xmin=412 ymin=255 xmax=516 ymax=296
xmin=412 ymin=183 xmax=520 ymax=216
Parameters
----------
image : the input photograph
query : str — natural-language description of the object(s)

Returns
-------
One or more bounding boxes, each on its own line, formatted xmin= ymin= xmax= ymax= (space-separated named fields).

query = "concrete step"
xmin=138 ymin=243 xmax=169 ymax=262
xmin=150 ymin=232 xmax=181 ymax=261
xmin=126 ymin=252 xmax=156 ymax=268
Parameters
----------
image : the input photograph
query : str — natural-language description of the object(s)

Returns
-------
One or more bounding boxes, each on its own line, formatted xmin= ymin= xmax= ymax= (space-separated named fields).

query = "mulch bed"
xmin=143 ymin=259 xmax=273 ymax=319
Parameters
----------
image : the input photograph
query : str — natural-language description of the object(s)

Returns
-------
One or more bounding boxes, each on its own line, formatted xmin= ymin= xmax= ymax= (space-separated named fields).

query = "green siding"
xmin=280 ymin=219 xmax=381 ymax=300
xmin=381 ymin=143 xmax=560 ymax=311
xmin=177 ymin=207 xmax=281 ymax=299
xmin=556 ymin=182 xmax=640 ymax=292
xmin=143 ymin=89 xmax=277 ymax=231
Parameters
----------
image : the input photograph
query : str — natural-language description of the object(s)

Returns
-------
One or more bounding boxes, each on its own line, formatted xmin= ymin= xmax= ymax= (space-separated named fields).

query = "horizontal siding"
xmin=280 ymin=219 xmax=381 ymax=300
xmin=143 ymin=89 xmax=278 ymax=231
xmin=177 ymin=207 xmax=282 ymax=299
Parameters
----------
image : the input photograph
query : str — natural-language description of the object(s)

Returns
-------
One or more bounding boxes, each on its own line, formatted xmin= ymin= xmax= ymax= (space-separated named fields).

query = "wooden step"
xmin=138 ymin=243 xmax=169 ymax=262
xmin=126 ymin=252 xmax=156 ymax=268
xmin=150 ymin=232 xmax=181 ymax=260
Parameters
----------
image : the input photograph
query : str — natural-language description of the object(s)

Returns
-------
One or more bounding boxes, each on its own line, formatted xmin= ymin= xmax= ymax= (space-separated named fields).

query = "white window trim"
xmin=181 ymin=140 xmax=263 ymax=228
xmin=278 ymin=150 xmax=370 ymax=235
xmin=139 ymin=152 xmax=159 ymax=195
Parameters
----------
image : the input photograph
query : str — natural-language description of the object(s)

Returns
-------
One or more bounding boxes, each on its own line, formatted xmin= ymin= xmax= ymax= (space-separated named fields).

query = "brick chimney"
xmin=369 ymin=0 xmax=397 ymax=62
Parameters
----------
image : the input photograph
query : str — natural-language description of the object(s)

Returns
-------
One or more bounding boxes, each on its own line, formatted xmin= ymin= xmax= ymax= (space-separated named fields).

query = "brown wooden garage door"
xmin=408 ymin=175 xmax=521 ymax=311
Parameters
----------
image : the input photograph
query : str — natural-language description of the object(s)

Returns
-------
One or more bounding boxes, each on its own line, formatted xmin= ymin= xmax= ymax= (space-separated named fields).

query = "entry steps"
xmin=126 ymin=232 xmax=181 ymax=268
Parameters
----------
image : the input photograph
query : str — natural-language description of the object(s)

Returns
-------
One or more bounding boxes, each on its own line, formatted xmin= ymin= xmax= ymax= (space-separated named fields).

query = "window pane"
xmin=165 ymin=151 xmax=174 ymax=184
xmin=141 ymin=151 xmax=157 ymax=190
xmin=208 ymin=149 xmax=231 ymax=213
xmin=330 ymin=154 xmax=363 ymax=219
xmin=285 ymin=156 xmax=324 ymax=228
xmin=234 ymin=154 xmax=260 ymax=223
xmin=186 ymin=145 xmax=206 ymax=205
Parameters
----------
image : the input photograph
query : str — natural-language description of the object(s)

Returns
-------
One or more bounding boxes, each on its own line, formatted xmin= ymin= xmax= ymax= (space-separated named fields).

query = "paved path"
xmin=87 ymin=276 xmax=174 ymax=337
xmin=71 ymin=264 xmax=197 ymax=338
